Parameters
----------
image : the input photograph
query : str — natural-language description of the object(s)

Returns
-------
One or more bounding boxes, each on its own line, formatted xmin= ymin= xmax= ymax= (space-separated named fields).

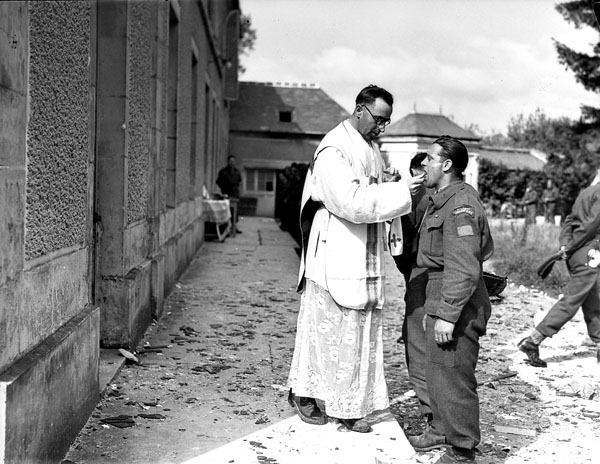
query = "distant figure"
xmin=216 ymin=155 xmax=242 ymax=199
xmin=542 ymin=179 xmax=559 ymax=224
xmin=500 ymin=200 xmax=515 ymax=219
xmin=521 ymin=185 xmax=538 ymax=226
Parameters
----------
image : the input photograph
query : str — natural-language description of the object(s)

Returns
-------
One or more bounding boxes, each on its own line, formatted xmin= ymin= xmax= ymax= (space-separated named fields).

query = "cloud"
xmin=243 ymin=31 xmax=595 ymax=134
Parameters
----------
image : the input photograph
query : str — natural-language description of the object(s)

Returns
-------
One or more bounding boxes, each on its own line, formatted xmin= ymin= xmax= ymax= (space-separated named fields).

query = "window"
xmin=166 ymin=5 xmax=179 ymax=208
xmin=245 ymin=168 xmax=276 ymax=193
xmin=190 ymin=50 xmax=198 ymax=195
xmin=279 ymin=110 xmax=292 ymax=123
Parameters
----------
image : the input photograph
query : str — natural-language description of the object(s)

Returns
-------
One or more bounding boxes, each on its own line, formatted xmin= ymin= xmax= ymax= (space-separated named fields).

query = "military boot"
xmin=517 ymin=336 xmax=547 ymax=367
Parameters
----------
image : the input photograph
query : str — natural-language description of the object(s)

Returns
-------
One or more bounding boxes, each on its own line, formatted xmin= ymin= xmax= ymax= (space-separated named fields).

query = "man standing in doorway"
xmin=287 ymin=85 xmax=424 ymax=433
xmin=409 ymin=136 xmax=493 ymax=463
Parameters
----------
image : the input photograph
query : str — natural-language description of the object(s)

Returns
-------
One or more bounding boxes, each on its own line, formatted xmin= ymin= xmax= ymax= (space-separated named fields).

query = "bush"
xmin=489 ymin=219 xmax=569 ymax=298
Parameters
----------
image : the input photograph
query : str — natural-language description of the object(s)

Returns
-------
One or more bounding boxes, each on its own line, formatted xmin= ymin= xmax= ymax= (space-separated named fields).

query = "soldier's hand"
xmin=434 ymin=319 xmax=455 ymax=345
xmin=406 ymin=173 xmax=425 ymax=196
xmin=559 ymin=245 xmax=567 ymax=260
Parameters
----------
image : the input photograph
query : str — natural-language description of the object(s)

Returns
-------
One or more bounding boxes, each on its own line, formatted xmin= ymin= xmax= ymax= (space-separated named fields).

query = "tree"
xmin=238 ymin=13 xmax=257 ymax=75
xmin=554 ymin=1 xmax=600 ymax=121
xmin=503 ymin=108 xmax=598 ymax=213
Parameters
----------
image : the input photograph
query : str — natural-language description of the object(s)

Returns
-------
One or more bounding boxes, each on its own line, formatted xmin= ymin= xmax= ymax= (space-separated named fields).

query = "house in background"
xmin=379 ymin=112 xmax=481 ymax=187
xmin=379 ymin=112 xmax=546 ymax=188
xmin=228 ymin=81 xmax=349 ymax=217
xmin=230 ymin=88 xmax=547 ymax=215
xmin=478 ymin=146 xmax=546 ymax=171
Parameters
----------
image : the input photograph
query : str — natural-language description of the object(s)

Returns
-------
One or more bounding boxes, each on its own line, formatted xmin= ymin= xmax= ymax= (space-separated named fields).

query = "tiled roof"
xmin=385 ymin=113 xmax=479 ymax=141
xmin=478 ymin=146 xmax=546 ymax=171
xmin=230 ymin=81 xmax=350 ymax=134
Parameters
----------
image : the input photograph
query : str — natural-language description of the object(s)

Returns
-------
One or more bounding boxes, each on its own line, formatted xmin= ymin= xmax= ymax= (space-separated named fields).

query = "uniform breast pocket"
xmin=424 ymin=215 xmax=444 ymax=257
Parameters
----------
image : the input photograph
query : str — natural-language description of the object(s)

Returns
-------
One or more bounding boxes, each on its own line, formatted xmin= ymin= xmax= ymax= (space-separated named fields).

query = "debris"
xmin=249 ymin=441 xmax=267 ymax=449
xmin=99 ymin=415 xmax=136 ymax=428
xmin=144 ymin=344 xmax=171 ymax=349
xmin=493 ymin=425 xmax=537 ymax=437
xmin=477 ymin=371 xmax=517 ymax=386
xmin=138 ymin=413 xmax=166 ymax=420
xmin=581 ymin=383 xmax=597 ymax=400
xmin=118 ymin=349 xmax=139 ymax=364
xmin=191 ymin=364 xmax=232 ymax=374
xmin=138 ymin=347 xmax=164 ymax=353
xmin=106 ymin=386 xmax=124 ymax=398
xmin=180 ymin=325 xmax=199 ymax=337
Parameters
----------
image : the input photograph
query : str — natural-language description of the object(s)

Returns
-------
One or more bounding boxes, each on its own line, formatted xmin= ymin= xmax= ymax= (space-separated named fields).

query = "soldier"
xmin=408 ymin=136 xmax=494 ymax=464
xmin=519 ymin=182 xmax=600 ymax=367
xmin=542 ymin=179 xmax=559 ymax=224
xmin=521 ymin=184 xmax=538 ymax=226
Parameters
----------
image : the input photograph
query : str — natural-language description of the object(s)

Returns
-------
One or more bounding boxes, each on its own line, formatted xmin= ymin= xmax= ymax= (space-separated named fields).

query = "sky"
xmin=239 ymin=0 xmax=599 ymax=135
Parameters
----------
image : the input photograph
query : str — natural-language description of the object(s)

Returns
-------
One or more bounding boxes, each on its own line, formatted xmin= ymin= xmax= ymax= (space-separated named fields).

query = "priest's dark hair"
xmin=355 ymin=84 xmax=393 ymax=107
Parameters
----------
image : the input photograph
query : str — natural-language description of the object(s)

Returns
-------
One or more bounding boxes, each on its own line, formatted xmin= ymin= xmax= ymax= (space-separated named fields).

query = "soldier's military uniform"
xmin=417 ymin=180 xmax=494 ymax=451
xmin=536 ymin=183 xmax=600 ymax=345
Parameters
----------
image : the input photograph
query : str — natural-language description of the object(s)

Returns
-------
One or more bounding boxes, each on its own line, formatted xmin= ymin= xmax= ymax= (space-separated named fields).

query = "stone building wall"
xmin=0 ymin=0 xmax=239 ymax=461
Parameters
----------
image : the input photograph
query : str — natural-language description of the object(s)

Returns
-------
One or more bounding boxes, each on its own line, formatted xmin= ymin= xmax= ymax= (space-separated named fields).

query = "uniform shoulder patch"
xmin=457 ymin=225 xmax=474 ymax=236
xmin=453 ymin=206 xmax=474 ymax=217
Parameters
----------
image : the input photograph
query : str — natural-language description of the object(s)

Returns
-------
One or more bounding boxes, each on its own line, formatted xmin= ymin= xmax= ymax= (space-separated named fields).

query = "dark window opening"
xmin=279 ymin=110 xmax=292 ymax=122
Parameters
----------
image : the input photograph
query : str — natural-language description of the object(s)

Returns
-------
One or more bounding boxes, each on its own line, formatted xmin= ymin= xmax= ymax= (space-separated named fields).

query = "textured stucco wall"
xmin=26 ymin=1 xmax=91 ymax=259
xmin=157 ymin=1 xmax=168 ymax=216
xmin=127 ymin=1 xmax=152 ymax=225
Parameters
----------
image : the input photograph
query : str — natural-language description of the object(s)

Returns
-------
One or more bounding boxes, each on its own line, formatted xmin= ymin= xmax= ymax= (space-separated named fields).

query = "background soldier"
xmin=519 ymin=182 xmax=600 ymax=367
xmin=542 ymin=179 xmax=559 ymax=224
xmin=521 ymin=184 xmax=538 ymax=226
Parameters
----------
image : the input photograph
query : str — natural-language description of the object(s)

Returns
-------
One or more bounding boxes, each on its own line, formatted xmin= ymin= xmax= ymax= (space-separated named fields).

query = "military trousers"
xmin=401 ymin=267 xmax=430 ymax=416
xmin=544 ymin=202 xmax=556 ymax=224
xmin=536 ymin=246 xmax=600 ymax=343
xmin=424 ymin=273 xmax=491 ymax=450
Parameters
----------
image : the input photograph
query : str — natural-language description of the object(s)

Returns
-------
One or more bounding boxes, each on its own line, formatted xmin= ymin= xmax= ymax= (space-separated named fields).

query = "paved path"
xmin=64 ymin=217 xmax=416 ymax=464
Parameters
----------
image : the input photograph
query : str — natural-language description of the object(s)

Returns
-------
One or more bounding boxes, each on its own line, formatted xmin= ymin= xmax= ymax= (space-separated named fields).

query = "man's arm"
xmin=311 ymin=147 xmax=413 ymax=223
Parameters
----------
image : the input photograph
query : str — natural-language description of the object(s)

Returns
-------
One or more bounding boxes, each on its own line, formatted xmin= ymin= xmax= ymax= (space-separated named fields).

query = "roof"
xmin=230 ymin=81 xmax=350 ymax=135
xmin=385 ymin=113 xmax=479 ymax=141
xmin=478 ymin=146 xmax=546 ymax=171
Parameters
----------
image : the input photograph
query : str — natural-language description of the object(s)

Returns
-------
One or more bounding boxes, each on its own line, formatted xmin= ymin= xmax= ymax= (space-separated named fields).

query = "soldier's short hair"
xmin=433 ymin=135 xmax=469 ymax=174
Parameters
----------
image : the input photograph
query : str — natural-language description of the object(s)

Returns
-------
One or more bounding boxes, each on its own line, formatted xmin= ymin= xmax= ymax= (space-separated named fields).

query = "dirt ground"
xmin=384 ymin=278 xmax=600 ymax=464
xmin=64 ymin=221 xmax=600 ymax=464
